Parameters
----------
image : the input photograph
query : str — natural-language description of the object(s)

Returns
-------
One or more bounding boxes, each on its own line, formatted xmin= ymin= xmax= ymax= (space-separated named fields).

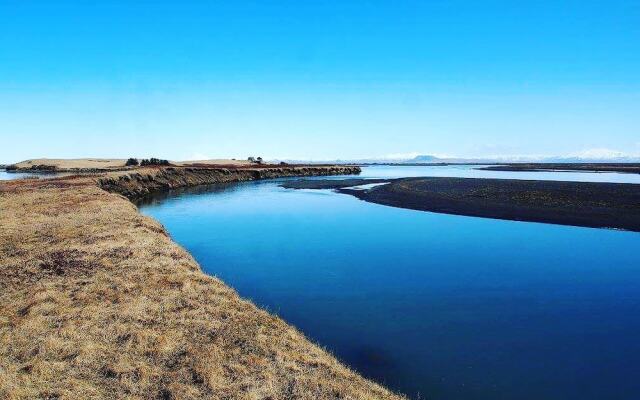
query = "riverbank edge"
xmin=1 ymin=165 xmax=405 ymax=399
xmin=97 ymin=165 xmax=360 ymax=199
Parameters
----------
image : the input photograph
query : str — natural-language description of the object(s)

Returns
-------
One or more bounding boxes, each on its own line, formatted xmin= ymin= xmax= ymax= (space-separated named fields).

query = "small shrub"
xmin=140 ymin=158 xmax=170 ymax=166
xmin=125 ymin=158 xmax=139 ymax=166
xmin=30 ymin=165 xmax=56 ymax=171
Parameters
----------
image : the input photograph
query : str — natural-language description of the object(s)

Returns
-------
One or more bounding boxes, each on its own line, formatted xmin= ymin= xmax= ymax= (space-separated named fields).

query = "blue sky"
xmin=1 ymin=1 xmax=639 ymax=162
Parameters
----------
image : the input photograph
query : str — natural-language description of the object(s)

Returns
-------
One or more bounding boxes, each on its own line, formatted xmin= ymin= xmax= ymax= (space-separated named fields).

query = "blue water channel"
xmin=139 ymin=166 xmax=640 ymax=399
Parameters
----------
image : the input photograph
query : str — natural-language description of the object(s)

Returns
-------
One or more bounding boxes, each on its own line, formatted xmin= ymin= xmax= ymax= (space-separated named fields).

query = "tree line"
xmin=126 ymin=158 xmax=170 ymax=166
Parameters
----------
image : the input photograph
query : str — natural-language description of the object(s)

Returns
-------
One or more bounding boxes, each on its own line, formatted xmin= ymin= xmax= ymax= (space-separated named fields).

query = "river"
xmin=139 ymin=165 xmax=640 ymax=399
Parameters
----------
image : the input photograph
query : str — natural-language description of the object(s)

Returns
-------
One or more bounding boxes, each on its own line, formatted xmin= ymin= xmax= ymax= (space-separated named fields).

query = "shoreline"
xmin=1 ymin=165 xmax=404 ymax=399
xmin=97 ymin=165 xmax=360 ymax=199
xmin=282 ymin=177 xmax=640 ymax=232
xmin=478 ymin=163 xmax=640 ymax=174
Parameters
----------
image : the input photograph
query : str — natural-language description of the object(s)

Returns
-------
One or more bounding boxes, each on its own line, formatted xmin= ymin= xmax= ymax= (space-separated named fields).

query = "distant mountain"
xmin=272 ymin=151 xmax=640 ymax=165
xmin=397 ymin=153 xmax=640 ymax=164
xmin=408 ymin=155 xmax=440 ymax=163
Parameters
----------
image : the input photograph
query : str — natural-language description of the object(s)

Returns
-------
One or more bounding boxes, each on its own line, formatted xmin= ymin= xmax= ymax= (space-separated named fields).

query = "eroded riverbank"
xmin=98 ymin=165 xmax=360 ymax=198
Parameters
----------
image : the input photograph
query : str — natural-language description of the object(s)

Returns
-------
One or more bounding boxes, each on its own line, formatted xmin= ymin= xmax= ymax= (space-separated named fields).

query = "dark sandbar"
xmin=283 ymin=177 xmax=640 ymax=231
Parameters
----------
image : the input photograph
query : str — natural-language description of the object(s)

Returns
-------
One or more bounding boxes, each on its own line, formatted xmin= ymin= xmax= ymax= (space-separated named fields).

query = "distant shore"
xmin=352 ymin=162 xmax=640 ymax=174
xmin=283 ymin=177 xmax=640 ymax=232
xmin=478 ymin=163 xmax=640 ymax=174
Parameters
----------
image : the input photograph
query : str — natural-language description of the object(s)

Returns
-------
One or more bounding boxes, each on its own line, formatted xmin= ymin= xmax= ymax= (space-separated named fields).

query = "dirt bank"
xmin=0 ymin=165 xmax=403 ymax=400
xmin=97 ymin=166 xmax=360 ymax=199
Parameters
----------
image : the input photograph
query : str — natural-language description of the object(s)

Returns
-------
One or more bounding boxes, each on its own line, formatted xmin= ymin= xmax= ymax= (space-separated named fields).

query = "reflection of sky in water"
xmin=341 ymin=182 xmax=389 ymax=190
xmin=352 ymin=165 xmax=640 ymax=183
xmin=0 ymin=170 xmax=69 ymax=180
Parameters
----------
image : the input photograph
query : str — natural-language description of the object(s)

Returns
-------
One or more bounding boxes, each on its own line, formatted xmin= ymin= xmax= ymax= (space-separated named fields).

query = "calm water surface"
xmin=0 ymin=170 xmax=66 ymax=180
xmin=140 ymin=166 xmax=640 ymax=399
xmin=0 ymin=170 xmax=34 ymax=180
xmin=353 ymin=164 xmax=640 ymax=183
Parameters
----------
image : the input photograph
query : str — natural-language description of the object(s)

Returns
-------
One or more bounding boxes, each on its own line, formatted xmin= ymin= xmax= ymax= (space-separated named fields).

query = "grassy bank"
xmin=6 ymin=158 xmax=254 ymax=172
xmin=0 ymin=166 xmax=402 ymax=399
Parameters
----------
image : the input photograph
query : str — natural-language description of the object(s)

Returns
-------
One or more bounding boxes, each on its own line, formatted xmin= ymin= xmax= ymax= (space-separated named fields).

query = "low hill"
xmin=8 ymin=158 xmax=258 ymax=172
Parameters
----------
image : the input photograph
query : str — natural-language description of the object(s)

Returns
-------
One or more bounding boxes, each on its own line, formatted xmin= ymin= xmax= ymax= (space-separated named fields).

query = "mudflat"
xmin=283 ymin=177 xmax=640 ymax=231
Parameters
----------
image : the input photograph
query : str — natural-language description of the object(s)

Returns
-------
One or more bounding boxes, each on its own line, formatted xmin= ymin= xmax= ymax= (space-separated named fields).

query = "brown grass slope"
xmin=0 ymin=171 xmax=401 ymax=399
xmin=11 ymin=158 xmax=128 ymax=171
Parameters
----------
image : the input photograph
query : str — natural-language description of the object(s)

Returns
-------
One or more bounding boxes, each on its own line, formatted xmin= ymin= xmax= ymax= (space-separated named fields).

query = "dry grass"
xmin=11 ymin=159 xmax=254 ymax=171
xmin=0 ymin=176 xmax=402 ymax=399
xmin=12 ymin=159 xmax=129 ymax=170
xmin=173 ymin=159 xmax=253 ymax=167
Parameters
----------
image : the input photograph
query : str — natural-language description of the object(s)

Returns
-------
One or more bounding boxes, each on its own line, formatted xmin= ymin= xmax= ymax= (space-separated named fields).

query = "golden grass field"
xmin=0 ymin=168 xmax=402 ymax=400
xmin=11 ymin=158 xmax=256 ymax=171
xmin=11 ymin=158 xmax=129 ymax=170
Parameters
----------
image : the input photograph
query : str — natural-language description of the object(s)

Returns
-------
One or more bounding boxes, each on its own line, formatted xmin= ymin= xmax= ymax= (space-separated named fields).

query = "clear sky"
xmin=1 ymin=0 xmax=639 ymax=163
